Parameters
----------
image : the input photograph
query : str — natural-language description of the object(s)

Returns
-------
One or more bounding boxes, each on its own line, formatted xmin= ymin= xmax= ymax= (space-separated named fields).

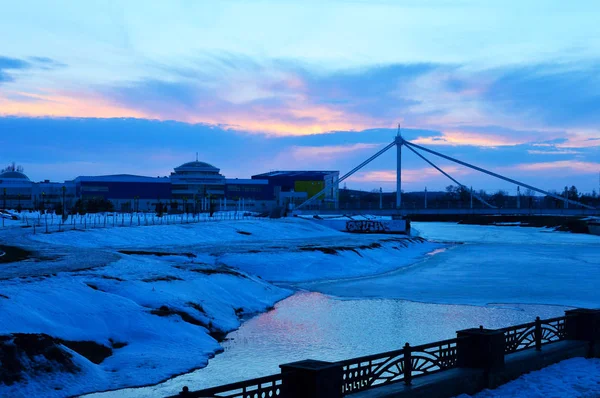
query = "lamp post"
xmin=41 ymin=192 xmax=45 ymax=213
xmin=62 ymin=186 xmax=66 ymax=215
xmin=2 ymin=188 xmax=6 ymax=210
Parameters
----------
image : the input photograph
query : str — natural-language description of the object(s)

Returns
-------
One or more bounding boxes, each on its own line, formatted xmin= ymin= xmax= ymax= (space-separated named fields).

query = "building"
xmin=224 ymin=178 xmax=273 ymax=211
xmin=74 ymin=175 xmax=171 ymax=212
xmin=32 ymin=180 xmax=77 ymax=212
xmin=0 ymin=171 xmax=34 ymax=210
xmin=170 ymin=161 xmax=226 ymax=200
xmin=251 ymin=170 xmax=340 ymax=209
xmin=1 ymin=161 xmax=340 ymax=213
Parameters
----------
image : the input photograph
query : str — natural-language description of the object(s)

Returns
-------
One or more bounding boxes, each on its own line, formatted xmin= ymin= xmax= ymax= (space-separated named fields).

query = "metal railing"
xmin=170 ymin=312 xmax=591 ymax=398
xmin=501 ymin=316 xmax=566 ymax=354
xmin=338 ymin=338 xmax=460 ymax=394
xmin=175 ymin=373 xmax=285 ymax=398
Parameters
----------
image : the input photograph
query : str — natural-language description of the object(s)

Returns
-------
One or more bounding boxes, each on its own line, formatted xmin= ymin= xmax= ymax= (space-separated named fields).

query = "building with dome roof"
xmin=170 ymin=161 xmax=227 ymax=203
xmin=0 ymin=170 xmax=34 ymax=209
xmin=1 ymin=159 xmax=338 ymax=213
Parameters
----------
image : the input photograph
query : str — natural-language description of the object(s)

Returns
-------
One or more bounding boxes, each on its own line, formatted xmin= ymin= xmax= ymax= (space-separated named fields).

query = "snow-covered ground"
xmin=0 ymin=253 xmax=291 ymax=397
xmin=0 ymin=216 xmax=435 ymax=397
xmin=458 ymin=357 xmax=600 ymax=398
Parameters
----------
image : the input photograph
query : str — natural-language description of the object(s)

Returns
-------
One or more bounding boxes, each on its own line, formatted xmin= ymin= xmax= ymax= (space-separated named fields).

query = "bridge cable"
xmin=403 ymin=143 xmax=497 ymax=208
xmin=403 ymin=139 xmax=596 ymax=210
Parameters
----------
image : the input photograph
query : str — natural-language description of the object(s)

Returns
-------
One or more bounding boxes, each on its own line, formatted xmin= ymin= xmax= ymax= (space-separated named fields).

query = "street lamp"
xmin=41 ymin=192 xmax=45 ymax=213
xmin=61 ymin=186 xmax=66 ymax=215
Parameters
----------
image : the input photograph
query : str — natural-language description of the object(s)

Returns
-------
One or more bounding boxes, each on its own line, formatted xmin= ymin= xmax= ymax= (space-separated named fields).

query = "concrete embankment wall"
xmin=308 ymin=219 xmax=408 ymax=234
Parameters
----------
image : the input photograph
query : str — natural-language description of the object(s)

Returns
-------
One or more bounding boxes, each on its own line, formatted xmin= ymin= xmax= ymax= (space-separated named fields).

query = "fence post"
xmin=456 ymin=326 xmax=505 ymax=371
xmin=535 ymin=316 xmax=542 ymax=351
xmin=279 ymin=360 xmax=342 ymax=398
xmin=403 ymin=342 xmax=412 ymax=385
xmin=565 ymin=308 xmax=600 ymax=357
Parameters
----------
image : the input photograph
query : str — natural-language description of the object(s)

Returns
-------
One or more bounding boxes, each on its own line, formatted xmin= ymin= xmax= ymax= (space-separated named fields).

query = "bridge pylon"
xmin=395 ymin=125 xmax=403 ymax=210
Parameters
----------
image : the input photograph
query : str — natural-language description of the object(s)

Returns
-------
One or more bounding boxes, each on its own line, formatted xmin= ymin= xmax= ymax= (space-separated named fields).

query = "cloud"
xmin=1 ymin=54 xmax=599 ymax=157
xmin=526 ymin=149 xmax=581 ymax=155
xmin=0 ymin=56 xmax=31 ymax=84
xmin=0 ymin=55 xmax=65 ymax=85
xmin=288 ymin=143 xmax=383 ymax=161
xmin=509 ymin=161 xmax=600 ymax=174
xmin=348 ymin=165 xmax=469 ymax=184
xmin=0 ymin=56 xmax=30 ymax=70
xmin=0 ymin=91 xmax=149 ymax=119
xmin=412 ymin=130 xmax=525 ymax=147
xmin=482 ymin=63 xmax=600 ymax=129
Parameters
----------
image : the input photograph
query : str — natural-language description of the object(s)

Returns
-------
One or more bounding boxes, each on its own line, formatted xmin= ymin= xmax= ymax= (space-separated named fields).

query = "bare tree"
xmin=1 ymin=162 xmax=24 ymax=173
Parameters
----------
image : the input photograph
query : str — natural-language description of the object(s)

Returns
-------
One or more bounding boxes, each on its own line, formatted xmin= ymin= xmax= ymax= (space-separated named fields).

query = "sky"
xmin=0 ymin=0 xmax=599 ymax=193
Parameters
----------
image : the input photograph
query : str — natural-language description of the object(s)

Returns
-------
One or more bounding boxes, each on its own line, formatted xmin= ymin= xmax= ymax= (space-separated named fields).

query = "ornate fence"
xmin=338 ymin=338 xmax=460 ymax=394
xmin=502 ymin=316 xmax=566 ymax=354
xmin=170 ymin=310 xmax=599 ymax=398
xmin=174 ymin=373 xmax=284 ymax=398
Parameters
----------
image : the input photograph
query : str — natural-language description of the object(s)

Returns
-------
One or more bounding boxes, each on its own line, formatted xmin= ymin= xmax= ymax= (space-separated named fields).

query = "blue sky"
xmin=0 ymin=0 xmax=599 ymax=192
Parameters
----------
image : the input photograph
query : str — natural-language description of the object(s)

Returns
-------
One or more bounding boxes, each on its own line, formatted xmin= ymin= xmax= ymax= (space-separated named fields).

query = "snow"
xmin=28 ymin=217 xmax=346 ymax=249
xmin=0 ymin=253 xmax=291 ymax=397
xmin=457 ymin=357 xmax=600 ymax=398
xmin=220 ymin=238 xmax=440 ymax=283
xmin=0 ymin=216 xmax=433 ymax=397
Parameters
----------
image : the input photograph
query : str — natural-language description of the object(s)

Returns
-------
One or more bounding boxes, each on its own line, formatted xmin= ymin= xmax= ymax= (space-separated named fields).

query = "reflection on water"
xmin=98 ymin=292 xmax=567 ymax=397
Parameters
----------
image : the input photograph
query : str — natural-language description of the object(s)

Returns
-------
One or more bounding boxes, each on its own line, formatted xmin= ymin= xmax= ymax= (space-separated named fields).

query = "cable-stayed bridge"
xmin=295 ymin=126 xmax=599 ymax=216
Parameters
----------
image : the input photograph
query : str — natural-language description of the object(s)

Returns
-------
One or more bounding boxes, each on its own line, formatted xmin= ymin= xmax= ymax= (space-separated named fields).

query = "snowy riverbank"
xmin=458 ymin=357 xmax=600 ymax=397
xmin=0 ymin=217 xmax=437 ymax=397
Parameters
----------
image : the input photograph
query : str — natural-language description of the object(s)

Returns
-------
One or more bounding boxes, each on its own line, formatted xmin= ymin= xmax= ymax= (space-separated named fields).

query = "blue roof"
xmin=252 ymin=171 xmax=338 ymax=179
xmin=0 ymin=171 xmax=29 ymax=180
xmin=75 ymin=174 xmax=171 ymax=183
xmin=225 ymin=178 xmax=268 ymax=185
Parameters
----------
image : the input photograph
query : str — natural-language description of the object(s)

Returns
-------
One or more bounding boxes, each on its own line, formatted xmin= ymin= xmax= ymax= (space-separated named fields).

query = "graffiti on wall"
xmin=345 ymin=220 xmax=390 ymax=233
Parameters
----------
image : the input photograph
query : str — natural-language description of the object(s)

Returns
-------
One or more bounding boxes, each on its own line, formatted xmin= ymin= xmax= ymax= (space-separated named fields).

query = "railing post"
xmin=280 ymin=359 xmax=342 ymax=398
xmin=403 ymin=342 xmax=412 ymax=385
xmin=457 ymin=326 xmax=505 ymax=370
xmin=535 ymin=316 xmax=542 ymax=351
xmin=565 ymin=308 xmax=600 ymax=357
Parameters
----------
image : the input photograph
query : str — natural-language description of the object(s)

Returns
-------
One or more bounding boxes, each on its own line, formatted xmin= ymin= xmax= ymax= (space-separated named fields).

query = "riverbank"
xmin=0 ymin=217 xmax=437 ymax=397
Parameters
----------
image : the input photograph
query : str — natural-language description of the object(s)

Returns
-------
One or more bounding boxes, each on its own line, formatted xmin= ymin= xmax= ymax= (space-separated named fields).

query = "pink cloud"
xmin=0 ymin=91 xmax=150 ymax=119
xmin=507 ymin=161 xmax=600 ymax=174
xmin=289 ymin=143 xmax=384 ymax=160
xmin=348 ymin=165 xmax=470 ymax=184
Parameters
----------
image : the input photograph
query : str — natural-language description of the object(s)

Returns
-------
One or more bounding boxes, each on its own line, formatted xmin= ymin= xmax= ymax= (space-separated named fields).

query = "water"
xmin=97 ymin=293 xmax=567 ymax=397
xmin=92 ymin=223 xmax=599 ymax=397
